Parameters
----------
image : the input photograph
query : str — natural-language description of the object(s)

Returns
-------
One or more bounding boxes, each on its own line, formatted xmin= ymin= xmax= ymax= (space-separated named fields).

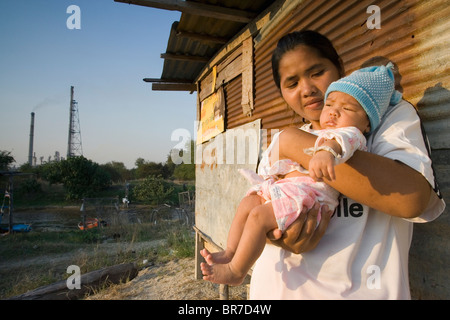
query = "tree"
xmin=0 ymin=150 xmax=15 ymax=171
xmin=135 ymin=158 xmax=146 ymax=168
xmin=135 ymin=158 xmax=172 ymax=179
xmin=173 ymin=163 xmax=195 ymax=180
xmin=133 ymin=138 xmax=196 ymax=181
xmin=100 ymin=161 xmax=131 ymax=183
xmin=165 ymin=153 xmax=176 ymax=177
xmin=37 ymin=161 xmax=62 ymax=184
xmin=60 ymin=156 xmax=111 ymax=200
xmin=38 ymin=156 xmax=111 ymax=200
xmin=171 ymin=140 xmax=195 ymax=181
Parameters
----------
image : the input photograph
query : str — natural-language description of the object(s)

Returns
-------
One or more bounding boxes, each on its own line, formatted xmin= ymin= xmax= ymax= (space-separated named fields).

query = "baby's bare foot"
xmin=201 ymin=262 xmax=245 ymax=286
xmin=200 ymin=248 xmax=233 ymax=264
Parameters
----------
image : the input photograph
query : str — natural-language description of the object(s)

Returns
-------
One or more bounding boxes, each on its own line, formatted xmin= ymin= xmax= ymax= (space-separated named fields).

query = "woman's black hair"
xmin=272 ymin=30 xmax=344 ymax=89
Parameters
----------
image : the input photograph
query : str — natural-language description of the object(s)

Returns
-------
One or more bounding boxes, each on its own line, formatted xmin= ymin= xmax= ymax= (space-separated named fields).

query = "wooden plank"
xmin=199 ymin=55 xmax=242 ymax=101
xmin=143 ymin=78 xmax=193 ymax=83
xmin=199 ymin=46 xmax=243 ymax=101
xmin=114 ymin=0 xmax=256 ymax=23
xmin=152 ymin=83 xmax=197 ymax=91
xmin=10 ymin=263 xmax=138 ymax=300
xmin=194 ymin=226 xmax=223 ymax=280
xmin=241 ymin=36 xmax=254 ymax=116
xmin=161 ymin=53 xmax=211 ymax=63
xmin=176 ymin=31 xmax=228 ymax=45
xmin=194 ymin=226 xmax=223 ymax=251
xmin=194 ymin=229 xmax=205 ymax=280
xmin=216 ymin=45 xmax=243 ymax=74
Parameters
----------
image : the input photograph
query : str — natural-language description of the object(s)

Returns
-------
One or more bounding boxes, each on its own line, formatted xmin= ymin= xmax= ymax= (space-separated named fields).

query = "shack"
xmin=116 ymin=0 xmax=449 ymax=299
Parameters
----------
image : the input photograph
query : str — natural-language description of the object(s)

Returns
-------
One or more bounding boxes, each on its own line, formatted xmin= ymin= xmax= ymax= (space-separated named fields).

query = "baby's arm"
xmin=308 ymin=139 xmax=341 ymax=181
xmin=306 ymin=127 xmax=367 ymax=181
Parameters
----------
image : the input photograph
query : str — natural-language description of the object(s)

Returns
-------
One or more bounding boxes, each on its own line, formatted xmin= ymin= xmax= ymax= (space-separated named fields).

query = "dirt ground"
xmin=86 ymin=257 xmax=248 ymax=300
xmin=2 ymin=207 xmax=248 ymax=300
xmin=1 ymin=235 xmax=248 ymax=300
xmin=2 ymin=235 xmax=248 ymax=300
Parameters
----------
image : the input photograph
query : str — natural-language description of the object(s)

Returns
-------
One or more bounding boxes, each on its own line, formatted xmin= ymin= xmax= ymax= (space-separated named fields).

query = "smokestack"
xmin=28 ymin=112 xmax=35 ymax=166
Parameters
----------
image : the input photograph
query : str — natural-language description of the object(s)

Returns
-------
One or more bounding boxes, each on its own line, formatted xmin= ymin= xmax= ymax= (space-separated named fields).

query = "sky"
xmin=0 ymin=0 xmax=197 ymax=169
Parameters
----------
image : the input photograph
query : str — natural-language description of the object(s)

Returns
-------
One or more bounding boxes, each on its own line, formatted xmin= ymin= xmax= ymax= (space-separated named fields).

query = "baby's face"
xmin=320 ymin=91 xmax=370 ymax=133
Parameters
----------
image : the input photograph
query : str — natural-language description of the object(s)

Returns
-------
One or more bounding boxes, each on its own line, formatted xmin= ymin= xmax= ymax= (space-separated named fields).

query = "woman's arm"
xmin=279 ymin=127 xmax=432 ymax=218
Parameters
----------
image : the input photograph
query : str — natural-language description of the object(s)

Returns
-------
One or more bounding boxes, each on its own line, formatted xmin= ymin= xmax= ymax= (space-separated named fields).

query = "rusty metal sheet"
xmin=247 ymin=0 xmax=450 ymax=149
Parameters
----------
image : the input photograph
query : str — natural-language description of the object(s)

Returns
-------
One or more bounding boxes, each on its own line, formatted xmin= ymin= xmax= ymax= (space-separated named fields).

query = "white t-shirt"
xmin=249 ymin=100 xmax=445 ymax=300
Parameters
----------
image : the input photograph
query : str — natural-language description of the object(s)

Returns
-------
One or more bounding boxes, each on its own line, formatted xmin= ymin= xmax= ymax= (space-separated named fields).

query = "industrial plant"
xmin=27 ymin=86 xmax=83 ymax=167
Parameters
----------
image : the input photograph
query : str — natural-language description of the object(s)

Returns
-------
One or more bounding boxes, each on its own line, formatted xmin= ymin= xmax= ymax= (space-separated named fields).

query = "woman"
xmin=249 ymin=30 xmax=445 ymax=299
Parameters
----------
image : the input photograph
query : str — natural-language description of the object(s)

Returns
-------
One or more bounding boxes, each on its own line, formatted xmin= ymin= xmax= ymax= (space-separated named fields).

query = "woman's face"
xmin=278 ymin=45 xmax=341 ymax=129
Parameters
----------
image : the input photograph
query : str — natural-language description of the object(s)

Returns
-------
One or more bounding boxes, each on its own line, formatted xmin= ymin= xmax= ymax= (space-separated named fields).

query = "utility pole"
xmin=67 ymin=86 xmax=83 ymax=158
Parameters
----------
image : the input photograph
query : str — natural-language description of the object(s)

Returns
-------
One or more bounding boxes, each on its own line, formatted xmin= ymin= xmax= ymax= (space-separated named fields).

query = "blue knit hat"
xmin=324 ymin=62 xmax=402 ymax=132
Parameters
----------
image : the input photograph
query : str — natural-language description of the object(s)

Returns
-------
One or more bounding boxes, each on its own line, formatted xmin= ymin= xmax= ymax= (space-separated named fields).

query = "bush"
xmin=17 ymin=178 xmax=42 ymax=195
xmin=132 ymin=175 xmax=174 ymax=205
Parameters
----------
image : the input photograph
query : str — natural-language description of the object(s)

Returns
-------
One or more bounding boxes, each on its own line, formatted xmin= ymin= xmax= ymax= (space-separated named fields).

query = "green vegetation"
xmin=132 ymin=175 xmax=175 ymax=205
xmin=0 ymin=150 xmax=15 ymax=171
xmin=0 ymin=145 xmax=196 ymax=300
xmin=8 ymin=177 xmax=194 ymax=209
xmin=36 ymin=156 xmax=112 ymax=200
xmin=0 ymin=217 xmax=195 ymax=299
xmin=0 ymin=141 xmax=195 ymax=207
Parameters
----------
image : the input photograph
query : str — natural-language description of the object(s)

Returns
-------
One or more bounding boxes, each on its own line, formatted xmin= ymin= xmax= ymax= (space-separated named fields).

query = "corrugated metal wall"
xmin=223 ymin=0 xmax=449 ymax=149
xmin=224 ymin=74 xmax=243 ymax=129
xmin=220 ymin=0 xmax=449 ymax=299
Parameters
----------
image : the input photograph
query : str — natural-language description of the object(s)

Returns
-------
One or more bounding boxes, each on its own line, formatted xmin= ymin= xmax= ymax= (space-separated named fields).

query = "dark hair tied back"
xmin=272 ymin=30 xmax=344 ymax=89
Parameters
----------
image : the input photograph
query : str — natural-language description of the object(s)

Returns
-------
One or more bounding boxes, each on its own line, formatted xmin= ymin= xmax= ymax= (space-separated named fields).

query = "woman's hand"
xmin=266 ymin=203 xmax=333 ymax=254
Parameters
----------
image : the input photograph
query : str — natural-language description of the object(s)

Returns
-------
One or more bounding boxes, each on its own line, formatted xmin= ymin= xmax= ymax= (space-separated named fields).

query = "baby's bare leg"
xmin=201 ymin=202 xmax=277 ymax=285
xmin=200 ymin=193 xmax=264 ymax=264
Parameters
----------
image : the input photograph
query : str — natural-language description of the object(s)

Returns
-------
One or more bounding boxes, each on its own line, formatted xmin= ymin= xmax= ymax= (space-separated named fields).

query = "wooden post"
xmin=241 ymin=36 xmax=254 ymax=117
xmin=219 ymin=284 xmax=229 ymax=300
xmin=194 ymin=230 xmax=205 ymax=280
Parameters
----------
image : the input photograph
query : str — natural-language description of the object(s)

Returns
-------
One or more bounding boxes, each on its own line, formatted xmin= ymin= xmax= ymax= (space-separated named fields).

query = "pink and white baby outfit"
xmin=240 ymin=125 xmax=367 ymax=231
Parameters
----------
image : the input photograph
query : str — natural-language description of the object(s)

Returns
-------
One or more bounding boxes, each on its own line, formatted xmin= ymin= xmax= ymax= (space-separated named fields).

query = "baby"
xmin=200 ymin=63 xmax=402 ymax=285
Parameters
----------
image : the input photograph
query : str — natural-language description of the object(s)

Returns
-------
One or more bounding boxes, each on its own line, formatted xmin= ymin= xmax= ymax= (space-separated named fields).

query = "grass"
xmin=0 ymin=179 xmax=196 ymax=299
xmin=0 ymin=217 xmax=195 ymax=299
